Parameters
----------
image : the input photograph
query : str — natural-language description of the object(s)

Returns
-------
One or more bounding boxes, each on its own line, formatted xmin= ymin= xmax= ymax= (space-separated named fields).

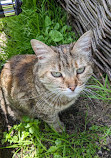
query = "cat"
xmin=0 ymin=30 xmax=93 ymax=132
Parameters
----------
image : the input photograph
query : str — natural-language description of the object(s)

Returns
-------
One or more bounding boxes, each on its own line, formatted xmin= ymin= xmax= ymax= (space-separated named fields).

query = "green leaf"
xmin=60 ymin=25 xmax=68 ymax=33
xmin=89 ymin=125 xmax=100 ymax=131
xmin=12 ymin=136 xmax=18 ymax=143
xmin=20 ymin=131 xmax=29 ymax=141
xmin=54 ymin=154 xmax=62 ymax=158
xmin=55 ymin=139 xmax=62 ymax=146
xmin=6 ymin=133 xmax=11 ymax=140
xmin=47 ymin=146 xmax=58 ymax=153
xmin=54 ymin=23 xmax=60 ymax=30
xmin=49 ymin=30 xmax=63 ymax=42
xmin=36 ymin=35 xmax=44 ymax=41
xmin=45 ymin=16 xmax=52 ymax=27
xmin=29 ymin=127 xmax=35 ymax=134
xmin=1 ymin=139 xmax=6 ymax=144
xmin=22 ymin=116 xmax=30 ymax=122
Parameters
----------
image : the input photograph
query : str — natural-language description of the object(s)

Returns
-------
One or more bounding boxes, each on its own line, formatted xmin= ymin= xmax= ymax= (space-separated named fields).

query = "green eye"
xmin=51 ymin=72 xmax=62 ymax=77
xmin=77 ymin=67 xmax=85 ymax=74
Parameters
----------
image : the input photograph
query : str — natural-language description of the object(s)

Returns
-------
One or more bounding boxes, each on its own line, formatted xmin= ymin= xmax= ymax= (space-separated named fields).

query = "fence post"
xmin=0 ymin=1 xmax=5 ymax=18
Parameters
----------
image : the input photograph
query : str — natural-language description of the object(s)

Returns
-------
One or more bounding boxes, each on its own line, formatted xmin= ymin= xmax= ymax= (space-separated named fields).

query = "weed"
xmin=1 ymin=116 xmax=111 ymax=158
xmin=85 ymin=75 xmax=111 ymax=101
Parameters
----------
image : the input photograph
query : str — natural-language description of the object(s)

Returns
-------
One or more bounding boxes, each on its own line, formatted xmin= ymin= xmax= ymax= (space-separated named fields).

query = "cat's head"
xmin=31 ymin=30 xmax=93 ymax=98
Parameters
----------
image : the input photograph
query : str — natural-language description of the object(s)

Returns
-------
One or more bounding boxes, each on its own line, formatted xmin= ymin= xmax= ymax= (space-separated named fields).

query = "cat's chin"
xmin=62 ymin=87 xmax=83 ymax=98
xmin=64 ymin=92 xmax=79 ymax=98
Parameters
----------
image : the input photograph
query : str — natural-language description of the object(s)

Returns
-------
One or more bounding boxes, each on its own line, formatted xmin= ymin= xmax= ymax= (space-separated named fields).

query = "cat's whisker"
xmin=27 ymin=89 xmax=60 ymax=102
xmin=82 ymin=90 xmax=96 ymax=108
xmin=49 ymin=94 xmax=58 ymax=107
xmin=39 ymin=91 xmax=59 ymax=109
xmin=37 ymin=91 xmax=55 ymax=105
xmin=57 ymin=93 xmax=63 ymax=107
xmin=56 ymin=93 xmax=62 ymax=107
xmin=84 ymin=88 xmax=102 ymax=100
xmin=40 ymin=89 xmax=61 ymax=108
xmin=86 ymin=84 xmax=98 ymax=87
xmin=49 ymin=91 xmax=61 ymax=105
xmin=86 ymin=85 xmax=102 ymax=90
xmin=83 ymin=89 xmax=97 ymax=99
xmin=35 ymin=91 xmax=53 ymax=102
xmin=48 ymin=90 xmax=61 ymax=107
xmin=59 ymin=95 xmax=63 ymax=107
xmin=37 ymin=90 xmax=60 ymax=106
xmin=52 ymin=92 xmax=61 ymax=107
xmin=18 ymin=90 xmax=52 ymax=101
xmin=31 ymin=92 xmax=55 ymax=114
xmin=84 ymin=88 xmax=97 ymax=95
xmin=57 ymin=94 xmax=63 ymax=107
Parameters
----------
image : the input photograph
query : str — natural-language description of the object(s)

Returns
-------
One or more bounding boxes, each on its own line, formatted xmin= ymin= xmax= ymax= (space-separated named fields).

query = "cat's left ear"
xmin=31 ymin=39 xmax=55 ymax=63
xmin=72 ymin=30 xmax=93 ymax=55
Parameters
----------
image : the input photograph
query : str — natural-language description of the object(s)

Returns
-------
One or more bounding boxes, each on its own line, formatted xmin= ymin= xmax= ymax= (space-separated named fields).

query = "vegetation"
xmin=0 ymin=0 xmax=76 ymax=64
xmin=0 ymin=0 xmax=111 ymax=157
xmin=85 ymin=75 xmax=111 ymax=101
xmin=2 ymin=116 xmax=111 ymax=158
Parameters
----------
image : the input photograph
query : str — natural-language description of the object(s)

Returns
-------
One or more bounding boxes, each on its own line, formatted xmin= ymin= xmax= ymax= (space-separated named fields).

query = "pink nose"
xmin=69 ymin=86 xmax=76 ymax=91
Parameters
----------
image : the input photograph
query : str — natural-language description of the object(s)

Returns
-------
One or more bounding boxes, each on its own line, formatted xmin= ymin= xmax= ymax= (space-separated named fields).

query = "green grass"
xmin=85 ymin=75 xmax=111 ymax=101
xmin=1 ymin=116 xmax=111 ymax=158
xmin=0 ymin=0 xmax=76 ymax=64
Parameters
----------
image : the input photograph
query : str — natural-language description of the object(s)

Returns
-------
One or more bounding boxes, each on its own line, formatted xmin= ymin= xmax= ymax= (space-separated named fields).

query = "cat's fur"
xmin=0 ymin=31 xmax=93 ymax=132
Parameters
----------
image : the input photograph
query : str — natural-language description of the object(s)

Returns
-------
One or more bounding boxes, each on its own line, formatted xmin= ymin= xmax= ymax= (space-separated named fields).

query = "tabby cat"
xmin=0 ymin=30 xmax=93 ymax=132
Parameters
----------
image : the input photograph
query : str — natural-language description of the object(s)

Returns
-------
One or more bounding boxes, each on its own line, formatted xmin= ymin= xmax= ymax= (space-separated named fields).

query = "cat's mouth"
xmin=62 ymin=86 xmax=84 ymax=98
xmin=63 ymin=91 xmax=78 ymax=98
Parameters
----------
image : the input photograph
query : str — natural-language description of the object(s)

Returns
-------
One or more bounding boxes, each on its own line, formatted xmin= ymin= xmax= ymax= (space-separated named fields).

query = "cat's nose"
xmin=69 ymin=86 xmax=76 ymax=91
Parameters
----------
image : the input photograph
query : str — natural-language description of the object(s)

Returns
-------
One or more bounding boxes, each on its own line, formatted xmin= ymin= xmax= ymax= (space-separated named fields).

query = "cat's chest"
xmin=35 ymin=96 xmax=76 ymax=113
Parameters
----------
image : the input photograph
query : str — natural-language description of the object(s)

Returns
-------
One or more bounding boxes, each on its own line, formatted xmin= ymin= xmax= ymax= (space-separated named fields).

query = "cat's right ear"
xmin=72 ymin=30 xmax=93 ymax=56
xmin=31 ymin=39 xmax=55 ymax=63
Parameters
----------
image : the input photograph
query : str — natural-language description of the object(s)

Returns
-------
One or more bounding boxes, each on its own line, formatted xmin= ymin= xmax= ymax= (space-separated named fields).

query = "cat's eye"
xmin=51 ymin=72 xmax=62 ymax=77
xmin=77 ymin=67 xmax=85 ymax=74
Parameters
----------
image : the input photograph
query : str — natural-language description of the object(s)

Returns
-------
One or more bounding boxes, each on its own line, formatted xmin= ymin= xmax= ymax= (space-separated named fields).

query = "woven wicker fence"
xmin=58 ymin=0 xmax=111 ymax=81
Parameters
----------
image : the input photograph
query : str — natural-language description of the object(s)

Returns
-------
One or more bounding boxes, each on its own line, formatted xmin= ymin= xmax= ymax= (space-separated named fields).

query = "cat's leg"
xmin=44 ymin=113 xmax=65 ymax=132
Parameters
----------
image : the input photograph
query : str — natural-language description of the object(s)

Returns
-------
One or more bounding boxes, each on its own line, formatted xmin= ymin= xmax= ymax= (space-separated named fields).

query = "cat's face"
xmin=31 ymin=31 xmax=93 ymax=98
